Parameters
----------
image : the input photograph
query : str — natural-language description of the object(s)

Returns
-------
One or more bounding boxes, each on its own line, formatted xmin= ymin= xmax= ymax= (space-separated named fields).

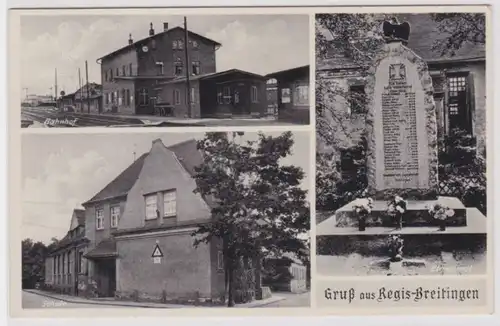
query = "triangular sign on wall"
xmin=151 ymin=244 xmax=164 ymax=257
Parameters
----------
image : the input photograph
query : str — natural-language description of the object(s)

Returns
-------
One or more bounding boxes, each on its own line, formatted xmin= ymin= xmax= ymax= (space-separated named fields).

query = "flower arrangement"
xmin=352 ymin=198 xmax=374 ymax=231
xmin=428 ymin=203 xmax=455 ymax=231
xmin=387 ymin=235 xmax=404 ymax=262
xmin=387 ymin=196 xmax=407 ymax=229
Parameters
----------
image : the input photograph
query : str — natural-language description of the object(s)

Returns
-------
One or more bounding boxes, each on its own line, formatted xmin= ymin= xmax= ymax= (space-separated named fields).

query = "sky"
xmin=21 ymin=131 xmax=311 ymax=244
xmin=20 ymin=14 xmax=309 ymax=99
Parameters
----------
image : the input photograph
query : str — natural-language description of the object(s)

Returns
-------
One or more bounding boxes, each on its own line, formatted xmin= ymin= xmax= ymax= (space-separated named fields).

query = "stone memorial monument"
xmin=316 ymin=18 xmax=487 ymax=277
xmin=317 ymin=19 xmax=486 ymax=233
xmin=365 ymin=19 xmax=438 ymax=201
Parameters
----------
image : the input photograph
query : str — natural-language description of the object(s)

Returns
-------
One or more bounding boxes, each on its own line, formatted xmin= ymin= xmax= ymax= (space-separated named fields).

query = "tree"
xmin=430 ymin=13 xmax=486 ymax=57
xmin=22 ymin=238 xmax=51 ymax=289
xmin=191 ymin=132 xmax=309 ymax=307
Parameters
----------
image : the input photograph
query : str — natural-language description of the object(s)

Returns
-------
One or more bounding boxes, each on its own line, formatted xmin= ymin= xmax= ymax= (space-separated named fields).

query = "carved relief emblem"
xmin=389 ymin=64 xmax=406 ymax=80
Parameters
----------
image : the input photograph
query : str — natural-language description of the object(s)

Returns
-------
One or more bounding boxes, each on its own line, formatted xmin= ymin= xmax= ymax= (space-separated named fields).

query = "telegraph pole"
xmin=85 ymin=61 xmax=90 ymax=114
xmin=78 ymin=68 xmax=82 ymax=111
xmin=184 ymin=16 xmax=191 ymax=118
xmin=54 ymin=68 xmax=58 ymax=106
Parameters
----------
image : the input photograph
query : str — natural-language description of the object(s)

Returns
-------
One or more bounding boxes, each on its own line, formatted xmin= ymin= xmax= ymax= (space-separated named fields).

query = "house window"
xmin=293 ymin=84 xmax=309 ymax=106
xmin=139 ymin=88 xmax=149 ymax=106
xmin=281 ymin=88 xmax=291 ymax=103
xmin=109 ymin=69 xmax=113 ymax=80
xmin=129 ymin=63 xmax=133 ymax=76
xmin=125 ymin=89 xmax=130 ymax=106
xmin=251 ymin=86 xmax=258 ymax=103
xmin=192 ymin=40 xmax=199 ymax=49
xmin=122 ymin=65 xmax=126 ymax=76
xmin=217 ymin=250 xmax=224 ymax=271
xmin=447 ymin=74 xmax=472 ymax=134
xmin=116 ymin=67 xmax=119 ymax=77
xmin=104 ymin=92 xmax=108 ymax=105
xmin=348 ymin=85 xmax=366 ymax=114
xmin=110 ymin=205 xmax=120 ymax=228
xmin=174 ymin=59 xmax=183 ymax=76
xmin=172 ymin=40 xmax=178 ymax=49
xmin=78 ymin=251 xmax=84 ymax=274
xmin=173 ymin=89 xmax=181 ymax=105
xmin=67 ymin=252 xmax=71 ymax=276
xmin=217 ymin=91 xmax=223 ymax=104
xmin=156 ymin=62 xmax=164 ymax=75
xmin=118 ymin=89 xmax=124 ymax=106
xmin=192 ymin=61 xmax=200 ymax=75
xmin=163 ymin=190 xmax=177 ymax=217
xmin=145 ymin=194 xmax=158 ymax=220
xmin=223 ymin=87 xmax=231 ymax=104
xmin=95 ymin=208 xmax=104 ymax=230
xmin=178 ymin=40 xmax=184 ymax=49
xmin=105 ymin=71 xmax=108 ymax=82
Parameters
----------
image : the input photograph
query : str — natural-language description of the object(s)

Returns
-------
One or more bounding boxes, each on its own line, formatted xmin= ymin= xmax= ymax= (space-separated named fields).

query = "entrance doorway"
xmin=232 ymin=84 xmax=250 ymax=116
xmin=93 ymin=258 xmax=116 ymax=297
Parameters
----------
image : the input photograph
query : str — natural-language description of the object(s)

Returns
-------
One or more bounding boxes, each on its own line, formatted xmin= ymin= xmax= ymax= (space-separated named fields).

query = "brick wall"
xmin=158 ymin=80 xmax=201 ymax=118
xmin=137 ymin=30 xmax=217 ymax=77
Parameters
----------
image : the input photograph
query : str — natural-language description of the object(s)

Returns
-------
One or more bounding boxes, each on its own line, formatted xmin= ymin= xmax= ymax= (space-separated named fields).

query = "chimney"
xmin=163 ymin=22 xmax=169 ymax=31
xmin=149 ymin=22 xmax=155 ymax=36
xmin=128 ymin=33 xmax=133 ymax=45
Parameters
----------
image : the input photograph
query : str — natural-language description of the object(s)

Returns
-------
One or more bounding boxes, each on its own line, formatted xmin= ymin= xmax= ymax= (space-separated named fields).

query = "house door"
xmin=232 ymin=84 xmax=250 ymax=116
xmin=447 ymin=75 xmax=472 ymax=134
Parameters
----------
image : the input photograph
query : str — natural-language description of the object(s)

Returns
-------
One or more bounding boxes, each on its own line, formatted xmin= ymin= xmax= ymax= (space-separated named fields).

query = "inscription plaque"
xmin=381 ymin=64 xmax=419 ymax=185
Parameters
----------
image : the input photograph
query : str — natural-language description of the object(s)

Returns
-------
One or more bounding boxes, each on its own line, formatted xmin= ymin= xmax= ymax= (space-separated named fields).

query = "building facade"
xmin=74 ymin=82 xmax=103 ymax=114
xmin=75 ymin=139 xmax=228 ymax=301
xmin=154 ymin=69 xmax=268 ymax=118
xmin=317 ymin=14 xmax=486 ymax=157
xmin=266 ymin=65 xmax=310 ymax=124
xmin=98 ymin=23 xmax=221 ymax=116
xmin=44 ymin=209 xmax=89 ymax=295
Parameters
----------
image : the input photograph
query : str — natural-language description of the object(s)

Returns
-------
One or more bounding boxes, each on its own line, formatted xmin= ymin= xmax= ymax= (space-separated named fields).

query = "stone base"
xmin=335 ymin=196 xmax=466 ymax=228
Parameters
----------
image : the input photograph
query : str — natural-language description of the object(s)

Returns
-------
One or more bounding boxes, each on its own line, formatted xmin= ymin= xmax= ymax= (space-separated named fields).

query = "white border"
xmin=3 ymin=0 xmax=499 ymax=326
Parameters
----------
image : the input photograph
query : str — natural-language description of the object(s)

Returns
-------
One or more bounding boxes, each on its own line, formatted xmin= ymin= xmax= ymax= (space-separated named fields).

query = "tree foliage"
xmin=22 ymin=238 xmax=53 ymax=289
xmin=191 ymin=132 xmax=309 ymax=306
xmin=430 ymin=13 xmax=486 ymax=57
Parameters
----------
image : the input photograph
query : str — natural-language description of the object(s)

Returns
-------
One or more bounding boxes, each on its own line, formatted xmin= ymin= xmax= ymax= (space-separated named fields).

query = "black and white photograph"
xmin=19 ymin=14 xmax=310 ymax=128
xmin=315 ymin=13 xmax=487 ymax=276
xmin=21 ymin=131 xmax=311 ymax=308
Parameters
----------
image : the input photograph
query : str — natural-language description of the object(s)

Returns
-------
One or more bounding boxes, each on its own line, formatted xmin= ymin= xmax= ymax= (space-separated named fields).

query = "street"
xmin=262 ymin=291 xmax=311 ymax=308
xmin=22 ymin=290 xmax=126 ymax=309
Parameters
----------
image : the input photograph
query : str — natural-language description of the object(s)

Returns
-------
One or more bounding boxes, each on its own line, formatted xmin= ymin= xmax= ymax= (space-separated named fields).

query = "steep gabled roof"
xmin=83 ymin=139 xmax=211 ymax=206
xmin=98 ymin=26 xmax=221 ymax=62
xmin=83 ymin=153 xmax=149 ymax=206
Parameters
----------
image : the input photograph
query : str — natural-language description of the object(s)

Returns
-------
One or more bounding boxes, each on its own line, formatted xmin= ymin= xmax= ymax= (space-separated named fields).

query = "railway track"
xmin=21 ymin=108 xmax=154 ymax=127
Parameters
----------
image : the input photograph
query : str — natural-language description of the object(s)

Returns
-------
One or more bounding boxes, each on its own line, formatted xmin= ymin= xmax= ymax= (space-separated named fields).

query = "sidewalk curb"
xmin=24 ymin=290 xmax=286 ymax=309
xmin=23 ymin=290 xmax=172 ymax=309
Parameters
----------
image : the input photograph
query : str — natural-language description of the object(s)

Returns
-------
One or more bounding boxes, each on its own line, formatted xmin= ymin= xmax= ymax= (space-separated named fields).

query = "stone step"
xmin=334 ymin=196 xmax=467 ymax=228
xmin=316 ymin=233 xmax=487 ymax=257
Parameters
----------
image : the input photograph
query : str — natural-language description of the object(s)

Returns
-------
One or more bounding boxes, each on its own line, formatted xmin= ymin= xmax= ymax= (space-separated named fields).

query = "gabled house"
xmin=44 ymin=209 xmax=89 ymax=295
xmin=79 ymin=139 xmax=228 ymax=302
xmin=74 ymin=82 xmax=103 ymax=114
